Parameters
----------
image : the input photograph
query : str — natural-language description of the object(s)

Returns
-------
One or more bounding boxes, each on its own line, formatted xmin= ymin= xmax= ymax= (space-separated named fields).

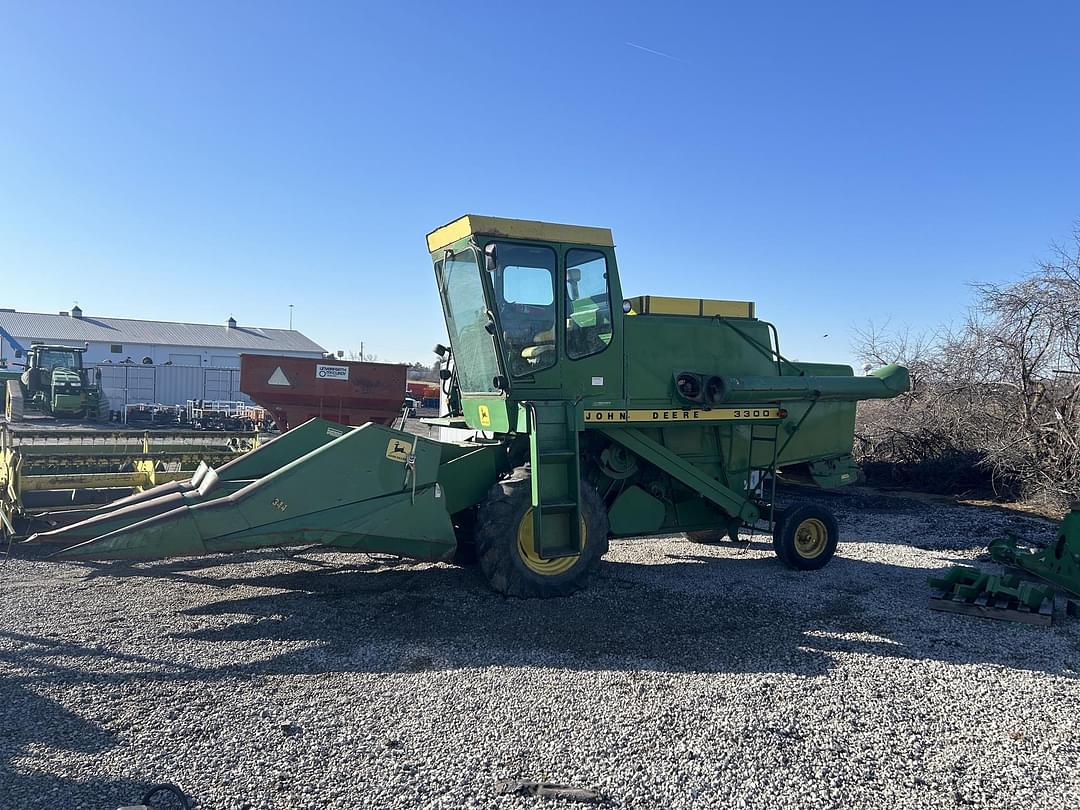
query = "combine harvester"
xmin=39 ymin=216 xmax=909 ymax=597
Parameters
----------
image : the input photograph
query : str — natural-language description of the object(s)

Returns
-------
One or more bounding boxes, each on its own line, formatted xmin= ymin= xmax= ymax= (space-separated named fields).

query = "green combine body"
xmin=4 ymin=344 xmax=104 ymax=421
xmin=42 ymin=216 xmax=909 ymax=597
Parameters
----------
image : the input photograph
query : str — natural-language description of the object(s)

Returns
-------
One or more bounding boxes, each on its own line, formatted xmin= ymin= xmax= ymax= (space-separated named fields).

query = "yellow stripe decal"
xmin=584 ymin=407 xmax=779 ymax=423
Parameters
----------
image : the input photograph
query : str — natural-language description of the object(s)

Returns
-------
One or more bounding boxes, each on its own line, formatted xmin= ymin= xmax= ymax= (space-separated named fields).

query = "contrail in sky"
xmin=625 ymin=41 xmax=687 ymax=63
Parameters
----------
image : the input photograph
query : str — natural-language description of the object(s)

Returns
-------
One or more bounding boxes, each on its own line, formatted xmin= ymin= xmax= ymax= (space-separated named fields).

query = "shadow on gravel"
xmin=68 ymin=547 xmax=309 ymax=579
xmin=0 ymin=677 xmax=144 ymax=808
xmin=148 ymin=553 xmax=1073 ymax=680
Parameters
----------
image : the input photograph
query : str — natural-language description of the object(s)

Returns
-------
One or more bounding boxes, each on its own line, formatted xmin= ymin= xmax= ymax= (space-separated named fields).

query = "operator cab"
xmin=24 ymin=344 xmax=93 ymax=395
xmin=32 ymin=346 xmax=85 ymax=372
xmin=428 ymin=215 xmax=623 ymax=415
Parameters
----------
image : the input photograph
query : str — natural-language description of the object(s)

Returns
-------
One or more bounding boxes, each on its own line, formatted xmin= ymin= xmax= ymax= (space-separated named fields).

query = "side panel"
xmin=771 ymin=363 xmax=856 ymax=466
xmin=622 ymin=316 xmax=778 ymax=401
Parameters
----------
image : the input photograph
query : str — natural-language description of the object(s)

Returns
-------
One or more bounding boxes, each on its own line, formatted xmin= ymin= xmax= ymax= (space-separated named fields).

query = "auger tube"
xmin=712 ymin=363 xmax=909 ymax=404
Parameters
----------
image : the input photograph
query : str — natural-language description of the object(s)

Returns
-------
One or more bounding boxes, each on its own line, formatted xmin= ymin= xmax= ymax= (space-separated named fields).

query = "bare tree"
xmin=854 ymin=226 xmax=1080 ymax=512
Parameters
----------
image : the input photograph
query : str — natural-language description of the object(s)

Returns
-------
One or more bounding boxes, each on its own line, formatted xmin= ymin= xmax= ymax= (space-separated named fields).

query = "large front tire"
xmin=475 ymin=468 xmax=608 ymax=598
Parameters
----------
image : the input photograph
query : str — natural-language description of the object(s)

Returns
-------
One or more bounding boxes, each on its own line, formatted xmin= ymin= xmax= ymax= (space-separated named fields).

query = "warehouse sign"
xmin=584 ymin=407 xmax=780 ymax=423
xmin=316 ymin=364 xmax=349 ymax=381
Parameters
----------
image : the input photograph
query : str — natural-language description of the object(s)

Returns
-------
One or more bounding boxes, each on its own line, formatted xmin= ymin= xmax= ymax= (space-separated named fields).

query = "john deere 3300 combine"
xmin=40 ymin=216 xmax=909 ymax=597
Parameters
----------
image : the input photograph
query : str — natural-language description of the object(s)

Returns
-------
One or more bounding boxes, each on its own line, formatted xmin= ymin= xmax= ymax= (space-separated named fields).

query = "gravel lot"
xmin=2 ymin=488 xmax=1078 ymax=809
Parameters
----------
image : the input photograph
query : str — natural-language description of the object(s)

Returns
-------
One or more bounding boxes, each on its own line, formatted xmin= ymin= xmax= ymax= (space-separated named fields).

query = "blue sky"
xmin=2 ymin=1 xmax=1078 ymax=366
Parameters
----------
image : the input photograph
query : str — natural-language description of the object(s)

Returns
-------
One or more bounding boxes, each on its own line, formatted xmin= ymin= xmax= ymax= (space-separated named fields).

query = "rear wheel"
xmin=475 ymin=468 xmax=608 ymax=598
xmin=772 ymin=503 xmax=838 ymax=570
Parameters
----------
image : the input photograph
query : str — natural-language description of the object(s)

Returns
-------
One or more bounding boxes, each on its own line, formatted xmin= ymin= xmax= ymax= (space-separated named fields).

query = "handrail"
xmin=717 ymin=318 xmax=804 ymax=377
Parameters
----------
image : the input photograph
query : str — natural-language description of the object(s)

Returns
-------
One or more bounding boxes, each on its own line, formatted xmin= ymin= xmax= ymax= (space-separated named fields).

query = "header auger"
xmin=41 ymin=215 xmax=909 ymax=597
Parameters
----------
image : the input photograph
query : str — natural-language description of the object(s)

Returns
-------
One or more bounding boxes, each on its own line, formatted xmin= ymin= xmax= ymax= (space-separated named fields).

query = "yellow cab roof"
xmin=426 ymin=215 xmax=614 ymax=253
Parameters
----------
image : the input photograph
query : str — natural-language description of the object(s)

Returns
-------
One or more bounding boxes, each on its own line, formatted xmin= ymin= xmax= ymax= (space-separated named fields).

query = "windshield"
xmin=436 ymin=248 xmax=501 ymax=393
xmin=37 ymin=350 xmax=82 ymax=371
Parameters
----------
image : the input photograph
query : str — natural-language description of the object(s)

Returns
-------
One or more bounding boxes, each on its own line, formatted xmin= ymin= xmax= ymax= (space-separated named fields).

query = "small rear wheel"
xmin=475 ymin=468 xmax=608 ymax=598
xmin=772 ymin=503 xmax=838 ymax=570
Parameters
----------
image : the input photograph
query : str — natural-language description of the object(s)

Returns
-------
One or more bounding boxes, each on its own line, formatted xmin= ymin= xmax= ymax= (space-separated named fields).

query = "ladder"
xmin=747 ymin=421 xmax=781 ymax=528
xmin=525 ymin=401 xmax=582 ymax=559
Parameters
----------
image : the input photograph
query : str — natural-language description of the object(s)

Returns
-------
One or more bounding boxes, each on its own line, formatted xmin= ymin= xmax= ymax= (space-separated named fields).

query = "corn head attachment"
xmin=42 ymin=215 xmax=910 ymax=598
xmin=49 ymin=419 xmax=501 ymax=562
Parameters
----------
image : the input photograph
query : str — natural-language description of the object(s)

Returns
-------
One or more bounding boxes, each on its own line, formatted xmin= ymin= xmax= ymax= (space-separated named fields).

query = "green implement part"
xmin=989 ymin=504 xmax=1080 ymax=597
xmin=928 ymin=565 xmax=1053 ymax=610
xmin=45 ymin=215 xmax=911 ymax=598
xmin=928 ymin=565 xmax=1056 ymax=625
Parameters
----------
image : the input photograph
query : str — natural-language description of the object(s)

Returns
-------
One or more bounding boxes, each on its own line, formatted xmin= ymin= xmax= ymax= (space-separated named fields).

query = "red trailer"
xmin=406 ymin=380 xmax=440 ymax=407
xmin=240 ymin=354 xmax=407 ymax=431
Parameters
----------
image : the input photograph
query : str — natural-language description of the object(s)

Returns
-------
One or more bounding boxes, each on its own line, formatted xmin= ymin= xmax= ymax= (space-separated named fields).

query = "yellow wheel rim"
xmin=793 ymin=517 xmax=828 ymax=559
xmin=516 ymin=508 xmax=586 ymax=576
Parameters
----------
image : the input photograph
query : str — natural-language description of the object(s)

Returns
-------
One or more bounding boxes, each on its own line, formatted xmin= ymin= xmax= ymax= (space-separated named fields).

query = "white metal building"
xmin=0 ymin=306 xmax=324 ymax=368
xmin=0 ymin=306 xmax=326 ymax=409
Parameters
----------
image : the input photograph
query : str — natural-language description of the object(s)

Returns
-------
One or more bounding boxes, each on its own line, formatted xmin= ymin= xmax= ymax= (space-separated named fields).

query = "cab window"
xmin=493 ymin=243 xmax=557 ymax=377
xmin=38 ymin=350 xmax=82 ymax=370
xmin=565 ymin=249 xmax=613 ymax=359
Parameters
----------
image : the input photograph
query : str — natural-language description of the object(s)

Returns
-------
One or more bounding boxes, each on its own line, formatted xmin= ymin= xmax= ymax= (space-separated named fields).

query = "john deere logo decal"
xmin=385 ymin=438 xmax=413 ymax=463
xmin=478 ymin=405 xmax=491 ymax=427
xmin=583 ymin=407 xmax=780 ymax=423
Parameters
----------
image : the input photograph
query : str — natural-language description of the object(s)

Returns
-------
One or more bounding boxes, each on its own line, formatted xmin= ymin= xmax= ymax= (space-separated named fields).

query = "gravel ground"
xmin=1 ymin=488 xmax=1079 ymax=810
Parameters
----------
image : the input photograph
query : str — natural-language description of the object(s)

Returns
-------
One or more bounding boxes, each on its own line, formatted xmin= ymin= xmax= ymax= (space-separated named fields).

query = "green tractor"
xmin=39 ymin=216 xmax=908 ymax=597
xmin=5 ymin=343 xmax=104 ymax=421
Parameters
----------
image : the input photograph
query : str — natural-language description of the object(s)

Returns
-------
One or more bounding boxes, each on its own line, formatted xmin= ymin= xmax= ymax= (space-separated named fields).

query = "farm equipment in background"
xmin=927 ymin=565 xmax=1056 ymax=625
xmin=121 ymin=403 xmax=183 ymax=427
xmin=4 ymin=343 xmax=104 ymax=422
xmin=990 ymin=504 xmax=1080 ymax=597
xmin=407 ymin=380 xmax=441 ymax=410
xmin=238 ymin=354 xmax=406 ymax=431
xmin=41 ymin=215 xmax=909 ymax=598
xmin=178 ymin=400 xmax=270 ymax=431
xmin=0 ymin=423 xmax=258 ymax=540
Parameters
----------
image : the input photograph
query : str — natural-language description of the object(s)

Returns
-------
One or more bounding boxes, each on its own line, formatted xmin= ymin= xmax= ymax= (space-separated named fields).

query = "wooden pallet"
xmin=929 ymin=588 xmax=1054 ymax=626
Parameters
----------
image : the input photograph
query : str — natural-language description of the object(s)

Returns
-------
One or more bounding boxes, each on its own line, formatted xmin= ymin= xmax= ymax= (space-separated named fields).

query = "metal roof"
xmin=0 ymin=310 xmax=325 ymax=353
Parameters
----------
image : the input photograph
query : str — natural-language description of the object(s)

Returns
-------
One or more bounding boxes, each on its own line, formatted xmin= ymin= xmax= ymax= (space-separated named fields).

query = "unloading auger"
xmin=43 ymin=215 xmax=910 ymax=597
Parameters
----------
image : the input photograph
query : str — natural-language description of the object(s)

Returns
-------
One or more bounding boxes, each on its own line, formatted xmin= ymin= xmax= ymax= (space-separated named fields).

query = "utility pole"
xmin=360 ymin=341 xmax=364 ymax=361
xmin=288 ymin=304 xmax=294 ymax=330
